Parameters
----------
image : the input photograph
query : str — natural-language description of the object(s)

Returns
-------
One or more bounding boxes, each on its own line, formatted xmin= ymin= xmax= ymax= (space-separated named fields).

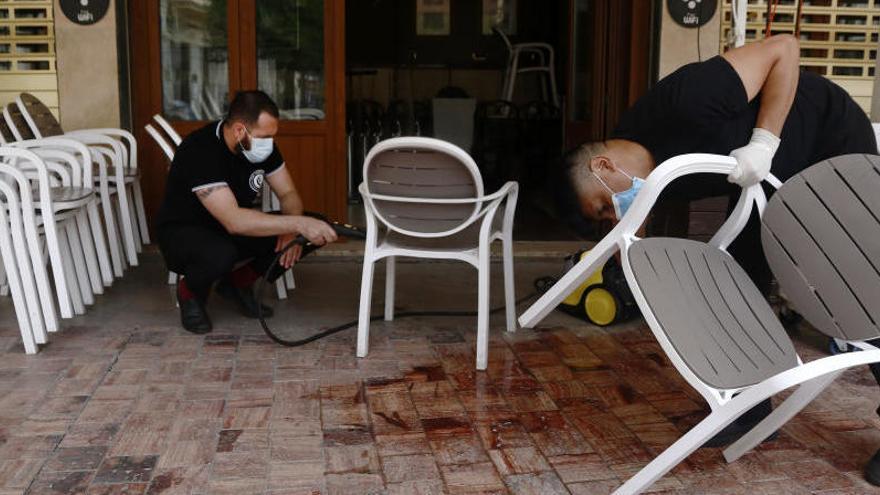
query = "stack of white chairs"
xmin=0 ymin=93 xmax=148 ymax=353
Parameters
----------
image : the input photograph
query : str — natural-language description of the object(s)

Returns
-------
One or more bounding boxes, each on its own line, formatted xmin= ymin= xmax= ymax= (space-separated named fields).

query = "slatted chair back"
xmin=762 ymin=154 xmax=880 ymax=342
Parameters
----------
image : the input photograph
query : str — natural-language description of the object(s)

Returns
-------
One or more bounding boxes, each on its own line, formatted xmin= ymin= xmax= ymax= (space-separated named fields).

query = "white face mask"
xmin=240 ymin=128 xmax=274 ymax=163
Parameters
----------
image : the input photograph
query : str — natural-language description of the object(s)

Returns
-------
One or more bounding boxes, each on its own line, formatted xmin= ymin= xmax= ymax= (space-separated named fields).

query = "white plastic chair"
xmin=4 ymin=102 xmax=129 ymax=277
xmin=152 ymin=114 xmax=182 ymax=146
xmin=494 ymin=27 xmax=559 ymax=107
xmin=15 ymin=93 xmax=148 ymax=265
xmin=5 ymin=140 xmax=99 ymax=319
xmin=0 ymin=153 xmax=52 ymax=353
xmin=519 ymin=153 xmax=880 ymax=494
xmin=357 ymin=137 xmax=519 ymax=370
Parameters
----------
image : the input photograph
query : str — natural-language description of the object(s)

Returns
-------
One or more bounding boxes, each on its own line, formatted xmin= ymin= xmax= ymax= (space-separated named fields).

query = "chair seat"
xmin=32 ymin=186 xmax=94 ymax=204
xmin=627 ymin=238 xmax=799 ymax=390
xmin=380 ymin=205 xmax=504 ymax=253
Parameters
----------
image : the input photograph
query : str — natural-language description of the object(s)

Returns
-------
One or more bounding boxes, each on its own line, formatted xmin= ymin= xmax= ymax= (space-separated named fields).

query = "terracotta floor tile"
xmin=61 ymin=423 xmax=120 ymax=448
xmin=440 ymin=462 xmax=505 ymax=494
xmin=266 ymin=460 xmax=324 ymax=492
xmin=381 ymin=454 xmax=441 ymax=483
xmin=386 ymin=479 xmax=446 ymax=495
xmin=489 ymin=446 xmax=551 ymax=476
xmin=324 ymin=473 xmax=385 ymax=495
xmin=78 ymin=400 xmax=134 ymax=424
xmin=209 ymin=451 xmax=268 ymax=480
xmin=375 ymin=433 xmax=433 ymax=456
xmin=270 ymin=433 xmax=323 ymax=463
xmin=548 ymin=453 xmax=617 ymax=484
xmin=324 ymin=444 xmax=380 ymax=474
xmin=27 ymin=470 xmax=93 ymax=495
xmin=45 ymin=446 xmax=109 ymax=472
xmin=85 ymin=483 xmax=147 ymax=495
xmin=0 ymin=458 xmax=44 ymax=489
xmin=93 ymin=455 xmax=158 ymax=484
xmin=504 ymin=471 xmax=568 ymax=495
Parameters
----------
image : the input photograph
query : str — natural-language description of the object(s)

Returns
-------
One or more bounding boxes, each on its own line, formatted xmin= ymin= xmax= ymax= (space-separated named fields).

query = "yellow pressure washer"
xmin=557 ymin=250 xmax=638 ymax=326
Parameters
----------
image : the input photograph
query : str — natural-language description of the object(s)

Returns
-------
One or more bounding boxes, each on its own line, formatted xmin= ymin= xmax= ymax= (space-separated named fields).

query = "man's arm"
xmin=722 ymin=34 xmax=800 ymax=136
xmin=196 ymin=184 xmax=336 ymax=244
xmin=265 ymin=166 xmax=303 ymax=216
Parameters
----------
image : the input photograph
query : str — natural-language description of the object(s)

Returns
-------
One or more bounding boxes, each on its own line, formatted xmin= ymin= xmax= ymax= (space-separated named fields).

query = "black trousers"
xmin=157 ymin=224 xmax=277 ymax=300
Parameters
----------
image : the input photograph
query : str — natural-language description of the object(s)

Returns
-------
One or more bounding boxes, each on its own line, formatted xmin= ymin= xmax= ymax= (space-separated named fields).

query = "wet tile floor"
xmin=0 ymin=251 xmax=879 ymax=494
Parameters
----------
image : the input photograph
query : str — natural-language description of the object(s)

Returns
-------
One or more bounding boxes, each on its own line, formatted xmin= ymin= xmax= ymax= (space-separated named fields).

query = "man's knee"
xmin=194 ymin=241 xmax=240 ymax=281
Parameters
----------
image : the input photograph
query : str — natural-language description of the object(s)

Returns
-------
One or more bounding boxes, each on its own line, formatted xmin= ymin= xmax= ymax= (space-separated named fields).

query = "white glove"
xmin=728 ymin=128 xmax=780 ymax=187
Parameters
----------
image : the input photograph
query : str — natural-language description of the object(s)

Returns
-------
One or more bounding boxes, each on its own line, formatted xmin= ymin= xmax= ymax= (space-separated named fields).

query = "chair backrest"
xmin=144 ymin=124 xmax=175 ymax=163
xmin=17 ymin=93 xmax=64 ymax=138
xmin=0 ymin=112 xmax=16 ymax=144
xmin=152 ymin=114 xmax=182 ymax=146
xmin=492 ymin=26 xmax=513 ymax=52
xmin=4 ymin=104 xmax=34 ymax=141
xmin=362 ymin=137 xmax=484 ymax=236
xmin=762 ymin=154 xmax=880 ymax=342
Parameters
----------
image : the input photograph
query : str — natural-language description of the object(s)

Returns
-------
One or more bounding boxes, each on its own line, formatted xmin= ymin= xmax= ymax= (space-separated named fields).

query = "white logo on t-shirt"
xmin=249 ymin=170 xmax=265 ymax=192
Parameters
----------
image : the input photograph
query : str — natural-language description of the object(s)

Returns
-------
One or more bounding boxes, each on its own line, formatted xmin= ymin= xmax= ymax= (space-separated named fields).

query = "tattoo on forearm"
xmin=195 ymin=185 xmax=224 ymax=199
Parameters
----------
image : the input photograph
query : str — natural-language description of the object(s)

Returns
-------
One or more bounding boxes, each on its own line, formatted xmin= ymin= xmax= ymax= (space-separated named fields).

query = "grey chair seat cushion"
xmin=381 ymin=205 xmax=504 ymax=252
xmin=628 ymin=238 xmax=799 ymax=390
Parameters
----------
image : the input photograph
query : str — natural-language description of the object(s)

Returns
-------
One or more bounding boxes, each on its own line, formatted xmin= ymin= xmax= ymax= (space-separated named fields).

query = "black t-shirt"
xmin=612 ymin=56 xmax=875 ymax=200
xmin=156 ymin=120 xmax=285 ymax=231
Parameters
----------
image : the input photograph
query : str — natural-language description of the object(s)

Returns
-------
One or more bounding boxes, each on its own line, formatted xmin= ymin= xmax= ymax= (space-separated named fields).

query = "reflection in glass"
xmin=257 ymin=0 xmax=325 ymax=120
xmin=160 ymin=0 xmax=228 ymax=121
xmin=570 ymin=0 xmax=593 ymax=122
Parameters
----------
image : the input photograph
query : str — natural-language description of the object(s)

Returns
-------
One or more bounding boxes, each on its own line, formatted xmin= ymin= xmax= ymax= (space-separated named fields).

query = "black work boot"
xmin=216 ymin=279 xmax=274 ymax=319
xmin=865 ymin=449 xmax=880 ymax=486
xmin=177 ymin=287 xmax=212 ymax=334
xmin=703 ymin=399 xmax=777 ymax=448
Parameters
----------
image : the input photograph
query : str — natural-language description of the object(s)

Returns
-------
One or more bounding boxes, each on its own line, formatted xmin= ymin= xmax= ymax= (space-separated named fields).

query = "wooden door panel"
xmin=275 ymin=134 xmax=327 ymax=212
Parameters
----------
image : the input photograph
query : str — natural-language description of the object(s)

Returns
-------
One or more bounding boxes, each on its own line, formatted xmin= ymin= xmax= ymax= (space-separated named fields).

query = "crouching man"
xmin=156 ymin=90 xmax=337 ymax=333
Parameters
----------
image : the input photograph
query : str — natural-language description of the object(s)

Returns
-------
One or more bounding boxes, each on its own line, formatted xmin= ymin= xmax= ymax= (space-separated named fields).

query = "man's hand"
xmin=294 ymin=216 xmax=338 ymax=246
xmin=275 ymin=234 xmax=302 ymax=269
xmin=728 ymin=128 xmax=780 ymax=187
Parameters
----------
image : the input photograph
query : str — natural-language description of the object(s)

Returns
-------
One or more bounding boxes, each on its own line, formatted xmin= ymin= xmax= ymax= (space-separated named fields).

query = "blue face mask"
xmin=593 ymin=168 xmax=645 ymax=220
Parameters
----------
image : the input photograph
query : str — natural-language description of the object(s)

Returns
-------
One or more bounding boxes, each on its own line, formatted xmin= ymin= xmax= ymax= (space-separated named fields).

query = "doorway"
xmin=343 ymin=0 xmax=652 ymax=240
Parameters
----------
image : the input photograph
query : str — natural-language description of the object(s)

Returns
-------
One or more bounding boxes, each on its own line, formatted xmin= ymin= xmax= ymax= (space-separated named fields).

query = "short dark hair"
xmin=226 ymin=90 xmax=280 ymax=126
xmin=553 ymin=142 xmax=606 ymax=238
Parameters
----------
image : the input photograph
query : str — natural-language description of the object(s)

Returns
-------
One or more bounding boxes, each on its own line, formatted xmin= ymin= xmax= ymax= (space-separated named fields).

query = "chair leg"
xmin=24 ymin=227 xmax=58 ymax=332
xmin=64 ymin=219 xmax=94 ymax=306
xmin=384 ymin=256 xmax=395 ymax=321
xmin=113 ymin=194 xmax=132 ymax=269
xmin=100 ymin=191 xmax=124 ymax=277
xmin=42 ymin=223 xmax=74 ymax=318
xmin=505 ymin=52 xmax=520 ymax=102
xmin=357 ymin=256 xmax=376 ymax=358
xmin=126 ymin=185 xmax=142 ymax=254
xmin=723 ymin=371 xmax=841 ymax=463
xmin=7 ymin=231 xmax=46 ymax=341
xmin=87 ymin=201 xmax=113 ymax=287
xmin=116 ymin=184 xmax=139 ymax=266
xmin=167 ymin=271 xmax=178 ymax=285
xmin=285 ymin=270 xmax=295 ymax=290
xmin=132 ymin=180 xmax=150 ymax=244
xmin=502 ymin=238 xmax=516 ymax=333
xmin=75 ymin=210 xmax=102 ymax=295
xmin=1 ymin=250 xmax=36 ymax=354
xmin=54 ymin=226 xmax=85 ymax=315
xmin=275 ymin=277 xmax=287 ymax=300
xmin=476 ymin=243 xmax=491 ymax=371
xmin=613 ymin=393 xmax=789 ymax=495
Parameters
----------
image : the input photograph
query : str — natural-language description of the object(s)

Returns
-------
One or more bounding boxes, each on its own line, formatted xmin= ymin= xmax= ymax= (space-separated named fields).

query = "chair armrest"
xmin=66 ymin=127 xmax=136 ymax=168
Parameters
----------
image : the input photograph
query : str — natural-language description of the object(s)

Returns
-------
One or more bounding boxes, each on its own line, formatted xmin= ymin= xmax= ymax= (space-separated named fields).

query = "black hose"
xmin=255 ymin=239 xmax=556 ymax=347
